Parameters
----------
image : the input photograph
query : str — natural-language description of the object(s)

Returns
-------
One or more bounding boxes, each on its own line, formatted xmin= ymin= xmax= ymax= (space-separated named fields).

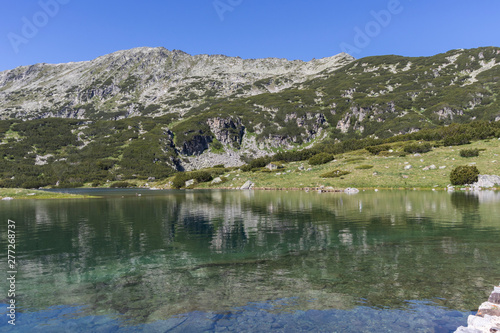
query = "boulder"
xmin=185 ymin=179 xmax=195 ymax=187
xmin=344 ymin=187 xmax=359 ymax=194
xmin=211 ymin=177 xmax=223 ymax=184
xmin=1 ymin=197 xmax=14 ymax=201
xmin=266 ymin=163 xmax=281 ymax=171
xmin=404 ymin=165 xmax=412 ymax=170
xmin=474 ymin=175 xmax=500 ymax=188
xmin=240 ymin=180 xmax=254 ymax=190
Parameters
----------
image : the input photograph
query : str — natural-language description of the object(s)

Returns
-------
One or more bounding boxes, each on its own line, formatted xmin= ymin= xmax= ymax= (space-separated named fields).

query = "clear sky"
xmin=1 ymin=0 xmax=499 ymax=71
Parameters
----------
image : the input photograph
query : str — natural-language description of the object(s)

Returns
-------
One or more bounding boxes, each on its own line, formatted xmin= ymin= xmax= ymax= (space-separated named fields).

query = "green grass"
xmin=196 ymin=139 xmax=500 ymax=190
xmin=0 ymin=188 xmax=97 ymax=199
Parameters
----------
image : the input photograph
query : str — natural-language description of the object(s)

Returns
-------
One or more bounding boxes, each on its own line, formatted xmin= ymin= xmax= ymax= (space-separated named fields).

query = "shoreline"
xmin=2 ymin=185 xmax=497 ymax=201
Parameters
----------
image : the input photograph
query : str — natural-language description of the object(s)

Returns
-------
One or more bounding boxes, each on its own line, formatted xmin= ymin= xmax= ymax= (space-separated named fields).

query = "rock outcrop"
xmin=0 ymin=47 xmax=354 ymax=120
xmin=474 ymin=175 xmax=500 ymax=188
xmin=207 ymin=117 xmax=245 ymax=147
xmin=456 ymin=285 xmax=500 ymax=332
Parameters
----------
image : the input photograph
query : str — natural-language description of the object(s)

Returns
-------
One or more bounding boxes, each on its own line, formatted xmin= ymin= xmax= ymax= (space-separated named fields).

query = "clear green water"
xmin=1 ymin=189 xmax=500 ymax=332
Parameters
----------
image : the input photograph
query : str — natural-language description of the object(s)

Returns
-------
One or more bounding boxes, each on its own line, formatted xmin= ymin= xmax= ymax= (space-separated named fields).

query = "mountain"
xmin=0 ymin=46 xmax=500 ymax=188
xmin=0 ymin=47 xmax=353 ymax=120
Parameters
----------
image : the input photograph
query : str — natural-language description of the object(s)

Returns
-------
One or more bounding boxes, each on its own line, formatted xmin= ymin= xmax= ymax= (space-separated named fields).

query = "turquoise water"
xmin=1 ymin=189 xmax=499 ymax=332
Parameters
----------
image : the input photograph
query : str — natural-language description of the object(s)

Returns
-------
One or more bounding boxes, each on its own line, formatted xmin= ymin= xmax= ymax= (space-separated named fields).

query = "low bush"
xmin=172 ymin=171 xmax=213 ymax=189
xmin=443 ymin=134 xmax=471 ymax=146
xmin=110 ymin=181 xmax=135 ymax=188
xmin=320 ymin=170 xmax=350 ymax=178
xmin=450 ymin=165 xmax=480 ymax=185
xmin=355 ymin=165 xmax=374 ymax=169
xmin=272 ymin=149 xmax=317 ymax=163
xmin=459 ymin=148 xmax=480 ymax=158
xmin=403 ymin=142 xmax=432 ymax=154
xmin=308 ymin=153 xmax=335 ymax=165
xmin=345 ymin=157 xmax=366 ymax=163
xmin=366 ymin=145 xmax=391 ymax=155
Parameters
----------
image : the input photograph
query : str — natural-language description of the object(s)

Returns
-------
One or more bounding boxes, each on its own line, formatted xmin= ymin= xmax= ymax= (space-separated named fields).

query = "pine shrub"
xmin=308 ymin=153 xmax=335 ymax=165
xmin=459 ymin=148 xmax=480 ymax=158
xmin=450 ymin=165 xmax=479 ymax=185
xmin=320 ymin=170 xmax=350 ymax=178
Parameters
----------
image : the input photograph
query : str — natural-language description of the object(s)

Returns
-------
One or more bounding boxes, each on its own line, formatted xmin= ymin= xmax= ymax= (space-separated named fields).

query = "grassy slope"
xmin=0 ymin=188 xmax=96 ymax=199
xmin=193 ymin=139 xmax=500 ymax=190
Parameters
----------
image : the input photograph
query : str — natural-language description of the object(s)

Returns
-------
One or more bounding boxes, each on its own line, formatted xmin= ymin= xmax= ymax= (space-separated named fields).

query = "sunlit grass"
xmin=201 ymin=139 xmax=500 ymax=190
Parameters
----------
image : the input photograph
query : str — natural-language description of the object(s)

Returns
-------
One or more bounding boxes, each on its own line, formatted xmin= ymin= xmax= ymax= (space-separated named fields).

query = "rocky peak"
xmin=0 ymin=47 xmax=354 ymax=120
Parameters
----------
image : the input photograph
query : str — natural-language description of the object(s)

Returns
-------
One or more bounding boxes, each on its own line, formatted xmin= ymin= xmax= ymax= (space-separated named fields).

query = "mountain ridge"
xmin=0 ymin=46 xmax=354 ymax=120
xmin=1 ymin=46 xmax=500 ymax=188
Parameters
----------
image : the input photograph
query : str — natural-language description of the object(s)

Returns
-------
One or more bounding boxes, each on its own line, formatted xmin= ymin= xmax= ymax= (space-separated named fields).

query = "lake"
xmin=1 ymin=189 xmax=499 ymax=332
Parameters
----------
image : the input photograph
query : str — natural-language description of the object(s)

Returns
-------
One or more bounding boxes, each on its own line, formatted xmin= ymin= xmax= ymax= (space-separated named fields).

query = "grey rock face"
xmin=207 ymin=117 xmax=245 ymax=147
xmin=0 ymin=47 xmax=354 ymax=120
xmin=240 ymin=181 xmax=254 ymax=190
xmin=474 ymin=175 xmax=500 ymax=188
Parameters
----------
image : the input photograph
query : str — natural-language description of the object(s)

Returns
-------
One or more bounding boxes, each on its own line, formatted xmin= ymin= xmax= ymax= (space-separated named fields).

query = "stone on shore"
xmin=473 ymin=175 xmax=500 ymax=188
xmin=240 ymin=181 xmax=254 ymax=190
xmin=2 ymin=197 xmax=14 ymax=200
xmin=344 ymin=188 xmax=359 ymax=194
xmin=211 ymin=177 xmax=223 ymax=184
xmin=455 ymin=285 xmax=500 ymax=332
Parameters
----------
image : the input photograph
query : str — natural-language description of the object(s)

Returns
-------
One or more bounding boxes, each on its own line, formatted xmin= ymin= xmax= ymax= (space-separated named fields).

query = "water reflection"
xmin=0 ymin=190 xmax=499 ymax=328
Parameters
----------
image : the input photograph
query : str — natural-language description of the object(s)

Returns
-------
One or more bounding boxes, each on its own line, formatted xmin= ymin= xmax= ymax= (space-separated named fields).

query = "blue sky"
xmin=1 ymin=0 xmax=499 ymax=71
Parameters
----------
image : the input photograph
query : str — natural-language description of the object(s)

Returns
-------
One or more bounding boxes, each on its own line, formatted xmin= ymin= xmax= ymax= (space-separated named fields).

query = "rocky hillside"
xmin=0 ymin=47 xmax=353 ymax=120
xmin=1 ymin=46 xmax=500 ymax=188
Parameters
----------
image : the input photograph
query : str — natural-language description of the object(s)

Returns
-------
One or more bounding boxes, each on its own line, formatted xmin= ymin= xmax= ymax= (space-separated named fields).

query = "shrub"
xmin=272 ymin=149 xmax=317 ymax=162
xmin=172 ymin=171 xmax=213 ymax=189
xmin=366 ymin=145 xmax=391 ymax=155
xmin=459 ymin=148 xmax=480 ymax=158
xmin=345 ymin=157 xmax=366 ymax=163
xmin=403 ymin=142 xmax=432 ymax=154
xmin=355 ymin=165 xmax=374 ymax=169
xmin=308 ymin=153 xmax=335 ymax=165
xmin=110 ymin=181 xmax=135 ymax=188
xmin=443 ymin=134 xmax=471 ymax=146
xmin=320 ymin=170 xmax=350 ymax=178
xmin=450 ymin=165 xmax=480 ymax=185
